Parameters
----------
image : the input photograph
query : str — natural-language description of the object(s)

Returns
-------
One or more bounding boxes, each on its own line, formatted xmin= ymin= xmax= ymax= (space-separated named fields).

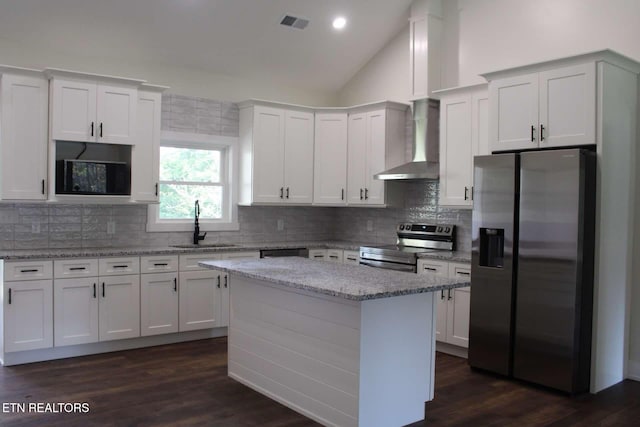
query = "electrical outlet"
xmin=366 ymin=220 xmax=374 ymax=232
xmin=107 ymin=221 xmax=116 ymax=234
xmin=31 ymin=223 xmax=40 ymax=234
xmin=277 ymin=219 xmax=284 ymax=231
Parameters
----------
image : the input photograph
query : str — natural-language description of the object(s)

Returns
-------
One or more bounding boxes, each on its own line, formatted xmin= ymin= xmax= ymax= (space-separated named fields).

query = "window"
xmin=147 ymin=131 xmax=239 ymax=232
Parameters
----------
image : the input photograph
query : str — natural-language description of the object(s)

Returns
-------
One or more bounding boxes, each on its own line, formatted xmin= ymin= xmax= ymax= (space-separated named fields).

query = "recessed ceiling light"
xmin=332 ymin=16 xmax=347 ymax=30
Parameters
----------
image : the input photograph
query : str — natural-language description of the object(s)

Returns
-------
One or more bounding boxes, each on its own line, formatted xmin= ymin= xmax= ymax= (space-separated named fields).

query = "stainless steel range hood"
xmin=374 ymin=98 xmax=440 ymax=180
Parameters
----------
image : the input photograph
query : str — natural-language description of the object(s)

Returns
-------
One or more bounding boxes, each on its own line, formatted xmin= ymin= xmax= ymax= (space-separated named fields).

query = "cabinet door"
xmin=472 ymin=91 xmax=490 ymax=157
xmin=4 ymin=280 xmax=53 ymax=352
xmin=283 ymin=110 xmax=314 ymax=204
xmin=439 ymin=95 xmax=472 ymax=207
xmin=252 ymin=106 xmax=285 ymax=203
xmin=96 ymin=84 xmax=137 ymax=144
xmin=347 ymin=113 xmax=367 ymax=204
xmin=51 ymin=79 xmax=97 ymax=142
xmin=140 ymin=272 xmax=179 ymax=336
xmin=447 ymin=263 xmax=471 ymax=348
xmin=218 ymin=271 xmax=230 ymax=328
xmin=489 ymin=73 xmax=539 ymax=152
xmin=0 ymin=74 xmax=48 ymax=200
xmin=417 ymin=259 xmax=449 ymax=342
xmin=132 ymin=90 xmax=161 ymax=202
xmin=538 ymin=63 xmax=596 ymax=148
xmin=365 ymin=110 xmax=387 ymax=205
xmin=179 ymin=271 xmax=219 ymax=331
xmin=98 ymin=274 xmax=140 ymax=341
xmin=54 ymin=278 xmax=99 ymax=346
xmin=313 ymin=113 xmax=348 ymax=205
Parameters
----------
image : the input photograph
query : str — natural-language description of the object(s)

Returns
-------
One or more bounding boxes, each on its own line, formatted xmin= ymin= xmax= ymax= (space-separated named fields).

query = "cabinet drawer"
xmin=54 ymin=259 xmax=99 ymax=278
xmin=417 ymin=259 xmax=449 ymax=277
xmin=308 ymin=249 xmax=327 ymax=261
xmin=326 ymin=249 xmax=343 ymax=263
xmin=140 ymin=255 xmax=179 ymax=273
xmin=343 ymin=250 xmax=360 ymax=265
xmin=448 ymin=262 xmax=471 ymax=280
xmin=98 ymin=257 xmax=140 ymax=276
xmin=179 ymin=253 xmax=221 ymax=271
xmin=4 ymin=260 xmax=53 ymax=281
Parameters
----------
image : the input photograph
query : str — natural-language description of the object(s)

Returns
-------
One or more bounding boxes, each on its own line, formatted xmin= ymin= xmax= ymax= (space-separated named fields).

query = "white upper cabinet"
xmin=49 ymin=70 xmax=142 ymax=145
xmin=313 ymin=112 xmax=348 ymax=205
xmin=487 ymin=63 xmax=596 ymax=152
xmin=0 ymin=71 xmax=49 ymax=200
xmin=437 ymin=84 xmax=488 ymax=208
xmin=132 ymin=86 xmax=166 ymax=202
xmin=239 ymin=102 xmax=314 ymax=205
xmin=347 ymin=104 xmax=407 ymax=206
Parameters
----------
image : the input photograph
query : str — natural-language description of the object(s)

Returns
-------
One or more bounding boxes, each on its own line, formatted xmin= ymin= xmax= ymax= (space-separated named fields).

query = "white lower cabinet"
xmin=140 ymin=255 xmax=179 ymax=337
xmin=140 ymin=272 xmax=179 ymax=336
xmin=53 ymin=258 xmax=140 ymax=346
xmin=418 ymin=259 xmax=471 ymax=348
xmin=4 ymin=279 xmax=54 ymax=352
xmin=179 ymin=270 xmax=220 ymax=331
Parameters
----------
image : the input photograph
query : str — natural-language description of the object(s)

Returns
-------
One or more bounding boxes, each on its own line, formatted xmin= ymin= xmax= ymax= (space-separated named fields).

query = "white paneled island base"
xmin=228 ymin=275 xmax=436 ymax=427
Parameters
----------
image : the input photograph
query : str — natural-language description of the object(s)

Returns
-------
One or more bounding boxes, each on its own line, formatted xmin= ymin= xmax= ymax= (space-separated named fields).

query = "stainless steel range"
xmin=359 ymin=223 xmax=455 ymax=272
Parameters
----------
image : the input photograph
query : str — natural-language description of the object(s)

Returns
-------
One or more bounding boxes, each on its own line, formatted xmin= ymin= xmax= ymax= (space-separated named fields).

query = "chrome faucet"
xmin=193 ymin=200 xmax=207 ymax=244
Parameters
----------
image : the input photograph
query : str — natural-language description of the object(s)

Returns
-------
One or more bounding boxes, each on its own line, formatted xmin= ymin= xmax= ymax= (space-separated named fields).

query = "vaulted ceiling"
xmin=0 ymin=0 xmax=414 ymax=92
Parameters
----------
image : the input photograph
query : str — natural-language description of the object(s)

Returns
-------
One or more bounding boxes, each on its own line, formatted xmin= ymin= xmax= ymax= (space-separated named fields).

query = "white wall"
xmin=630 ymin=90 xmax=640 ymax=381
xmin=0 ymin=37 xmax=337 ymax=106
xmin=457 ymin=0 xmax=640 ymax=85
xmin=337 ymin=28 xmax=411 ymax=106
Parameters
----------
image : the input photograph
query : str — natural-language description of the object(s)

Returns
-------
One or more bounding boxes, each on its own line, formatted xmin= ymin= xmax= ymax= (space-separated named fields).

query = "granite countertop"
xmin=0 ymin=240 xmax=471 ymax=264
xmin=200 ymin=257 xmax=470 ymax=301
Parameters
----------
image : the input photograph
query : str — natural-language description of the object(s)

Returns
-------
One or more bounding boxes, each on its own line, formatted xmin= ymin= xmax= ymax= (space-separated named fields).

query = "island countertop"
xmin=200 ymin=257 xmax=470 ymax=301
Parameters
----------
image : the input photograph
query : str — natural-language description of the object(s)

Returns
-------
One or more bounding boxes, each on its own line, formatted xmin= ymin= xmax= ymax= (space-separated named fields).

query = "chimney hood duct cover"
xmin=374 ymin=98 xmax=440 ymax=180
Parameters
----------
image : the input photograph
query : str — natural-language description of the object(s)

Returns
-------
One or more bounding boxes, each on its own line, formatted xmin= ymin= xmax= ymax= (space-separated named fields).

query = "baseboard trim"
xmin=1 ymin=328 xmax=227 ymax=366
xmin=627 ymin=359 xmax=640 ymax=381
xmin=436 ymin=341 xmax=468 ymax=359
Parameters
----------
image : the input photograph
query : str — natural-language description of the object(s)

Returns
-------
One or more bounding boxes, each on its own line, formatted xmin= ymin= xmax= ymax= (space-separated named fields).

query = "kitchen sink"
xmin=170 ymin=244 xmax=238 ymax=249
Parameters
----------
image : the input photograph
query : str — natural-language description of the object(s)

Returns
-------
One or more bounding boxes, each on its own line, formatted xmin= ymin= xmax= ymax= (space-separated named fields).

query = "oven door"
xmin=359 ymin=259 xmax=416 ymax=273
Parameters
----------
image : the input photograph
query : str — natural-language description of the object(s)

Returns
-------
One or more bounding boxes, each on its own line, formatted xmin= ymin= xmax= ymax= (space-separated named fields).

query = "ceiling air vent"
xmin=280 ymin=15 xmax=309 ymax=30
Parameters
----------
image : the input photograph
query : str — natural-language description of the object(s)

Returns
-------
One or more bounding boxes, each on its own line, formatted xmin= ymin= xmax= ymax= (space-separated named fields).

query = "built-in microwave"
xmin=56 ymin=159 xmax=131 ymax=195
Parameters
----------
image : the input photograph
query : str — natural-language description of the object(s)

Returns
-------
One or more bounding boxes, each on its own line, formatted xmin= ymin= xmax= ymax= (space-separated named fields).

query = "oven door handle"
xmin=359 ymin=259 xmax=416 ymax=273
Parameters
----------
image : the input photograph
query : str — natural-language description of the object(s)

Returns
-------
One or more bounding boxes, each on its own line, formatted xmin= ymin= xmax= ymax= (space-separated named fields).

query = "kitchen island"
xmin=200 ymin=257 xmax=470 ymax=427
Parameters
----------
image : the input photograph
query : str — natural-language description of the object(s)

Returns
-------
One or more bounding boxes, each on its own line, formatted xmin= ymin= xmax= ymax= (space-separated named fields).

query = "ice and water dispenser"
xmin=479 ymin=228 xmax=504 ymax=268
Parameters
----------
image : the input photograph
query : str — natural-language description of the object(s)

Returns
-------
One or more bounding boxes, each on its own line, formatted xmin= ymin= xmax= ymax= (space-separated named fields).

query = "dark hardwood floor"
xmin=0 ymin=338 xmax=638 ymax=426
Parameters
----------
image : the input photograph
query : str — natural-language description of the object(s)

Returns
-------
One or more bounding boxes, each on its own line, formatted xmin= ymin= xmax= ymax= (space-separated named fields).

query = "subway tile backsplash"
xmin=0 ymin=94 xmax=471 ymax=254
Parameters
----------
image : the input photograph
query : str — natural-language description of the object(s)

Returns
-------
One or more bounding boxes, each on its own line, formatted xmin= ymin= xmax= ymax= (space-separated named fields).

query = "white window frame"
xmin=147 ymin=131 xmax=239 ymax=232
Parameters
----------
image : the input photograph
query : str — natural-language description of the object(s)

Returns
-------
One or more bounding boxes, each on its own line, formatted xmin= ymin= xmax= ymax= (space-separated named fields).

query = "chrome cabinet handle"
xmin=8 ymin=288 xmax=12 ymax=304
xmin=91 ymin=122 xmax=94 ymax=137
xmin=217 ymin=276 xmax=221 ymax=288
xmin=365 ymin=188 xmax=369 ymax=200
xmin=341 ymin=189 xmax=344 ymax=200
xmin=224 ymin=275 xmax=228 ymax=288
xmin=440 ymin=290 xmax=445 ymax=300
xmin=42 ymin=179 xmax=45 ymax=195
xmin=174 ymin=277 xmax=178 ymax=292
xmin=102 ymin=282 xmax=105 ymax=298
xmin=531 ymin=125 xmax=536 ymax=142
xmin=99 ymin=122 xmax=103 ymax=137
xmin=447 ymin=289 xmax=452 ymax=300
xmin=20 ymin=269 xmax=38 ymax=273
xmin=69 ymin=267 xmax=86 ymax=271
xmin=360 ymin=188 xmax=363 ymax=200
xmin=93 ymin=283 xmax=97 ymax=299
xmin=286 ymin=187 xmax=290 ymax=199
xmin=540 ymin=124 xmax=545 ymax=141
xmin=464 ymin=186 xmax=469 ymax=201
xmin=280 ymin=187 xmax=284 ymax=199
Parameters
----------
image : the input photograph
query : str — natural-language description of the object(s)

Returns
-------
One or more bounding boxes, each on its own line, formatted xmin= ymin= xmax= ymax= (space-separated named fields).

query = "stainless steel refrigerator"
xmin=469 ymin=148 xmax=596 ymax=394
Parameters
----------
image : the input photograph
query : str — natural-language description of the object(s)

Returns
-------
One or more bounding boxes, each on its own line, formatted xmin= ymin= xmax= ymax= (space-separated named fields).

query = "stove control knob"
xmin=399 ymin=224 xmax=405 ymax=230
xmin=444 ymin=227 xmax=450 ymax=233
xmin=437 ymin=226 xmax=443 ymax=233
xmin=406 ymin=224 xmax=411 ymax=230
